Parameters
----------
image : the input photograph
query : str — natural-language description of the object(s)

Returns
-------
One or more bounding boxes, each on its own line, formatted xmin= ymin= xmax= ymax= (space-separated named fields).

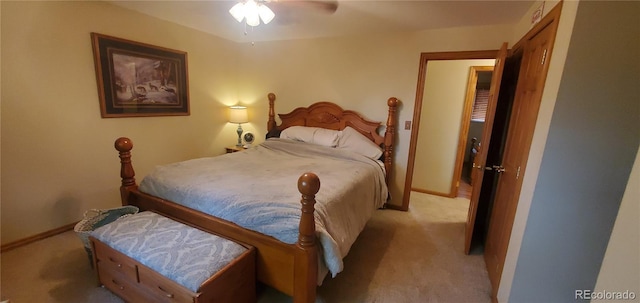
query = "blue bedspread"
xmin=138 ymin=139 xmax=388 ymax=279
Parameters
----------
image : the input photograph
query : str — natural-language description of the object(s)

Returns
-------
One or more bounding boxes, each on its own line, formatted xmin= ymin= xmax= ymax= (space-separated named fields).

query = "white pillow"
xmin=337 ymin=126 xmax=383 ymax=160
xmin=280 ymin=126 xmax=340 ymax=147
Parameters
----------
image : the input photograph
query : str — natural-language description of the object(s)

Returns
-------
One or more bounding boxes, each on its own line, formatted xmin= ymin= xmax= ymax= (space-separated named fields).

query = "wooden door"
xmin=464 ymin=43 xmax=508 ymax=254
xmin=483 ymin=10 xmax=560 ymax=296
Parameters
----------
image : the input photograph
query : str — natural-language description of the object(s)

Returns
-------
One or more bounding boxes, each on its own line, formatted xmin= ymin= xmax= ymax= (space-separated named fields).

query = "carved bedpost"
xmin=295 ymin=172 xmax=320 ymax=303
xmin=297 ymin=172 xmax=320 ymax=247
xmin=114 ymin=137 xmax=137 ymax=206
xmin=267 ymin=93 xmax=276 ymax=132
xmin=384 ymin=98 xmax=399 ymax=184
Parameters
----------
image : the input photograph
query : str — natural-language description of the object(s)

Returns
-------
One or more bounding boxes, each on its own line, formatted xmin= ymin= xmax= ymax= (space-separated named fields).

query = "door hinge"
xmin=541 ymin=49 xmax=548 ymax=65
xmin=516 ymin=166 xmax=521 ymax=180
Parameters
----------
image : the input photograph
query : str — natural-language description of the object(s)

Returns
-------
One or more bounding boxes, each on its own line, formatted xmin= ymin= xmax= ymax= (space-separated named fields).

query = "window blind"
xmin=471 ymin=89 xmax=490 ymax=121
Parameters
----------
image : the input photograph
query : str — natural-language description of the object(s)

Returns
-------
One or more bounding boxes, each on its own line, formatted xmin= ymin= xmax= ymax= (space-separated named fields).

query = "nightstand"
xmin=225 ymin=146 xmax=246 ymax=153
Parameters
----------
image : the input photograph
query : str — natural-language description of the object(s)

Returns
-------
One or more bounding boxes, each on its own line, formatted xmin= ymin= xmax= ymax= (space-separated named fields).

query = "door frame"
xmin=401 ymin=51 xmax=499 ymax=210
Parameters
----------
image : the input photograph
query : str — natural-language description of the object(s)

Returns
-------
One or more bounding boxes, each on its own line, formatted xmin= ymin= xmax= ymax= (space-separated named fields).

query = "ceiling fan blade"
xmin=271 ymin=0 xmax=339 ymax=14
xmin=303 ymin=0 xmax=339 ymax=13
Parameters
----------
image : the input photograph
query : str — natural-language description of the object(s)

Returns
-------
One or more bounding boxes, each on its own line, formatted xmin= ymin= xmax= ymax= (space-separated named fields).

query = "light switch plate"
xmin=404 ymin=121 xmax=411 ymax=130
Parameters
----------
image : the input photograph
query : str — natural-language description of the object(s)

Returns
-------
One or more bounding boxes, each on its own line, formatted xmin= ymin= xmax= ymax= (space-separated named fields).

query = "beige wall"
xmin=412 ymin=59 xmax=495 ymax=194
xmin=1 ymin=1 xmax=239 ymax=244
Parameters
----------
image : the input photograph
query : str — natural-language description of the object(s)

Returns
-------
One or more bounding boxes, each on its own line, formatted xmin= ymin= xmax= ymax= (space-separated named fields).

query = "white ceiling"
xmin=109 ymin=0 xmax=535 ymax=43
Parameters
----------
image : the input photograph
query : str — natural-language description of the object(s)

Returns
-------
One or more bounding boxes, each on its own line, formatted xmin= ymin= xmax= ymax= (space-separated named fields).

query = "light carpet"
xmin=0 ymin=192 xmax=491 ymax=302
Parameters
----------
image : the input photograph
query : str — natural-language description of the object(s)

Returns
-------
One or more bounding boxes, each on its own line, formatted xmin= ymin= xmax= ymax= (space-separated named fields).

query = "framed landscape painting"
xmin=91 ymin=33 xmax=190 ymax=118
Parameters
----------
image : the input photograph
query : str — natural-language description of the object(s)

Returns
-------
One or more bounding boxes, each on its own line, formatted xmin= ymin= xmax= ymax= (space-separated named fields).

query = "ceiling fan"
xmin=229 ymin=0 xmax=338 ymax=27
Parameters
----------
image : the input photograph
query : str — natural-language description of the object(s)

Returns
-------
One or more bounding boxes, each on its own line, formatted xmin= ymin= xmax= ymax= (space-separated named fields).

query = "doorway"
xmin=409 ymin=58 xmax=496 ymax=198
xmin=402 ymin=50 xmax=499 ymax=208
xmin=402 ymin=4 xmax=563 ymax=300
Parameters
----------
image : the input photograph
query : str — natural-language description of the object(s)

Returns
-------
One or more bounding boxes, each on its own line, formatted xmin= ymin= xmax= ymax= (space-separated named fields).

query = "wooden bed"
xmin=114 ymin=93 xmax=398 ymax=303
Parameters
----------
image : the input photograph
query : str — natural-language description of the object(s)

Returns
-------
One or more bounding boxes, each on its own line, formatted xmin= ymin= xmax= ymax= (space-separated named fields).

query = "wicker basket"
xmin=74 ymin=205 xmax=139 ymax=265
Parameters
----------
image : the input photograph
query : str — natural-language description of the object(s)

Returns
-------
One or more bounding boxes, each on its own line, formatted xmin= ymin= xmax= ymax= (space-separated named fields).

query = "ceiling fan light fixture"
xmin=258 ymin=4 xmax=275 ymax=24
xmin=229 ymin=0 xmax=275 ymax=27
xmin=244 ymin=0 xmax=260 ymax=26
xmin=229 ymin=2 xmax=246 ymax=23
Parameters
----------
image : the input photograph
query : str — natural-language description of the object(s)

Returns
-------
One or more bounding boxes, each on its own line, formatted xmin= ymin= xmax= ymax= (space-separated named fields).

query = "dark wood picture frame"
xmin=91 ymin=33 xmax=190 ymax=118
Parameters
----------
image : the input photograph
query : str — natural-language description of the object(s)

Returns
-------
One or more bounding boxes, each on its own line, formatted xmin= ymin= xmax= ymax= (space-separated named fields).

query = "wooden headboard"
xmin=266 ymin=93 xmax=399 ymax=184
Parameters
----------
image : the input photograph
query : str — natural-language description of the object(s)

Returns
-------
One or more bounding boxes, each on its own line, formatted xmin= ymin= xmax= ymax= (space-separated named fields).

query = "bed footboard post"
xmin=114 ymin=137 xmax=137 ymax=205
xmin=267 ymin=93 xmax=277 ymax=132
xmin=384 ymin=97 xmax=399 ymax=184
xmin=295 ymin=172 xmax=320 ymax=303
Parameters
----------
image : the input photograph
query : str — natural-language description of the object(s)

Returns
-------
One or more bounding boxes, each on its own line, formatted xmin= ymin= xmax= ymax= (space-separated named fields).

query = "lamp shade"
xmin=229 ymin=106 xmax=248 ymax=124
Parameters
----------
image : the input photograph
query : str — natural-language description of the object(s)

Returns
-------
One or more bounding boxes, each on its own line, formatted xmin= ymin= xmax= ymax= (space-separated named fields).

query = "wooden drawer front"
xmin=93 ymin=240 xmax=138 ymax=282
xmin=99 ymin=267 xmax=149 ymax=303
xmin=138 ymin=264 xmax=198 ymax=303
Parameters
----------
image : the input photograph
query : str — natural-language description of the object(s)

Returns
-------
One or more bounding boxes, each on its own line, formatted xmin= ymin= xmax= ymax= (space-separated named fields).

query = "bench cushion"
xmin=90 ymin=211 xmax=248 ymax=292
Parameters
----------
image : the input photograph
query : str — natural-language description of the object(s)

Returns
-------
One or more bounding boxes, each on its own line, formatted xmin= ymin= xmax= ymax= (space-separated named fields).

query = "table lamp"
xmin=229 ymin=106 xmax=248 ymax=147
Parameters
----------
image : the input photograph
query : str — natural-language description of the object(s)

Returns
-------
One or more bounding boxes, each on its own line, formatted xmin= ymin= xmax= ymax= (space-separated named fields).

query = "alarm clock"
xmin=243 ymin=132 xmax=255 ymax=148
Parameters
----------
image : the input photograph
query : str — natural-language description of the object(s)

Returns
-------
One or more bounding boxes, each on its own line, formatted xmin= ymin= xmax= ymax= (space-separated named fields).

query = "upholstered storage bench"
xmin=89 ymin=211 xmax=255 ymax=303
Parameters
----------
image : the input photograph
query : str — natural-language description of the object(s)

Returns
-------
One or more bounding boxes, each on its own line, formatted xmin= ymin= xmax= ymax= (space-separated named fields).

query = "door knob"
xmin=491 ymin=165 xmax=506 ymax=173
xmin=481 ymin=165 xmax=506 ymax=173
